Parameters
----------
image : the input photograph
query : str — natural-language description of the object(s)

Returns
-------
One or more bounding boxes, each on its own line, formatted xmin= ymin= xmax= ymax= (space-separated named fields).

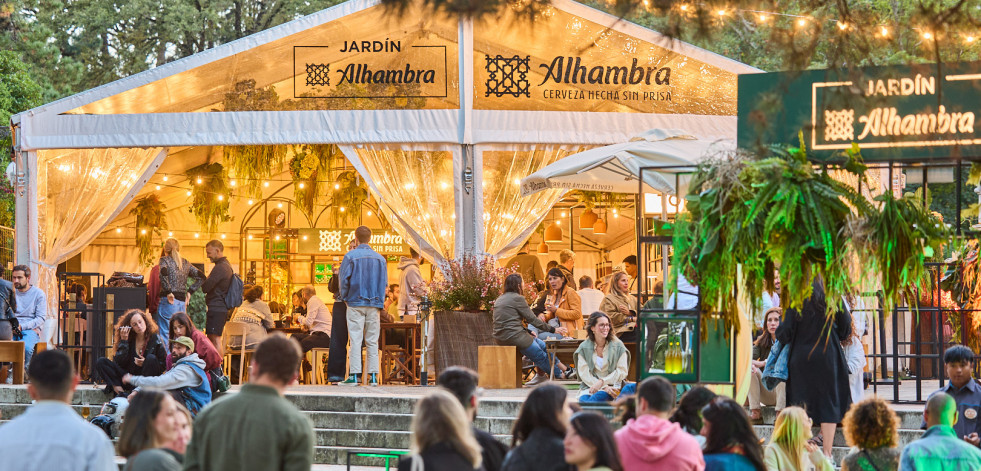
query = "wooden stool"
xmin=0 ymin=341 xmax=26 ymax=384
xmin=310 ymin=348 xmax=329 ymax=385
xmin=477 ymin=345 xmax=522 ymax=389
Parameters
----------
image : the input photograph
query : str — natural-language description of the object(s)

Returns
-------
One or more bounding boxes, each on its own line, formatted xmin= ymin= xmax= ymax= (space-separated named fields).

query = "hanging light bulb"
xmin=264 ymin=181 xmax=270 ymax=187
xmin=880 ymin=26 xmax=889 ymax=37
xmin=162 ymin=175 xmax=169 ymax=182
xmin=836 ymin=21 xmax=848 ymax=31
xmin=230 ymin=180 xmax=237 ymax=187
xmin=186 ymin=190 xmax=192 ymax=196
xmin=194 ymin=233 xmax=200 ymax=238
xmin=302 ymin=235 xmax=308 ymax=241
xmin=335 ymin=183 xmax=341 ymax=189
xmin=196 ymin=177 xmax=203 ymax=184
xmin=247 ymin=199 xmax=254 ymax=205
xmin=367 ymin=210 xmax=373 ymax=216
xmin=140 ymin=229 xmax=147 ymax=235
xmin=560 ymin=211 xmax=567 ymax=218
xmin=298 ymin=182 xmax=305 ymax=189
xmin=155 ymin=185 xmax=161 ymax=190
xmin=277 ymin=203 xmax=283 ymax=208
xmin=116 ymin=228 xmax=122 ymax=233
xmin=797 ymin=18 xmax=807 ymax=27
xmin=168 ymin=232 xmax=173 ymax=237
xmin=217 ymin=194 xmax=224 ymax=201
xmin=274 ymin=235 xmax=280 ymax=241
xmin=922 ymin=31 xmax=932 ymax=39
xmin=248 ymin=234 xmax=254 ymax=240
xmin=220 ymin=234 xmax=226 ymax=239
xmin=340 ymin=207 xmax=346 ymax=212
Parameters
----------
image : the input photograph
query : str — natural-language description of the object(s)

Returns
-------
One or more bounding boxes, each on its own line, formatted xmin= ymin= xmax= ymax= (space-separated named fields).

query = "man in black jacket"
xmin=201 ymin=240 xmax=233 ymax=352
xmin=437 ymin=366 xmax=508 ymax=471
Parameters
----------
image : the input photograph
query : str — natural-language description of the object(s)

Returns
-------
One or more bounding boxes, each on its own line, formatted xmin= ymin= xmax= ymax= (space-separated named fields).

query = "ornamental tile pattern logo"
xmin=306 ymin=63 xmax=330 ymax=87
xmin=824 ymin=109 xmax=855 ymax=142
xmin=485 ymin=55 xmax=530 ymax=97
xmin=319 ymin=229 xmax=342 ymax=252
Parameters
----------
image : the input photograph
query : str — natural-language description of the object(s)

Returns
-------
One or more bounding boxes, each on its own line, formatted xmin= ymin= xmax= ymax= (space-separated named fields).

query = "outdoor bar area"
xmin=9 ymin=0 xmax=757 ymax=387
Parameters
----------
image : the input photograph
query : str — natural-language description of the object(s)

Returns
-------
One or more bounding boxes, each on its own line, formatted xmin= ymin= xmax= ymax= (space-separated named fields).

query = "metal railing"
xmin=0 ymin=225 xmax=13 ymax=280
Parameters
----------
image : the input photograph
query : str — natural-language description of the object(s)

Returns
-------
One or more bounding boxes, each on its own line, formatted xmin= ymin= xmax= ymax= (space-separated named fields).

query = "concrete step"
xmin=757 ymin=405 xmax=924 ymax=429
xmin=753 ymin=424 xmax=923 ymax=448
xmin=313 ymin=428 xmax=509 ymax=449
xmin=307 ymin=410 xmax=514 ymax=435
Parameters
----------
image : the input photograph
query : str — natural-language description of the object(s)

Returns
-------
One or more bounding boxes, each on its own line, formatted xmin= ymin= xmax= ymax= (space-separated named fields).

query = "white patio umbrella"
xmin=519 ymin=128 xmax=735 ymax=197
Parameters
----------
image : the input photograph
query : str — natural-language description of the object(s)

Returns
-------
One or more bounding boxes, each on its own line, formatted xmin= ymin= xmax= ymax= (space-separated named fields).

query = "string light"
xmin=880 ymin=26 xmax=890 ymax=37
xmin=758 ymin=14 xmax=768 ymax=22
xmin=217 ymin=194 xmax=224 ymax=201
xmin=339 ymin=207 xmax=345 ymax=212
xmin=220 ymin=234 xmax=226 ymax=239
xmin=247 ymin=199 xmax=254 ymax=205
xmin=196 ymin=178 xmax=202 ymax=184
xmin=716 ymin=9 xmax=726 ymax=17
xmin=168 ymin=232 xmax=173 ymax=237
xmin=140 ymin=229 xmax=147 ymax=234
xmin=679 ymin=4 xmax=688 ymax=12
xmin=334 ymin=184 xmax=341 ymax=189
xmin=367 ymin=210 xmax=373 ymax=216
xmin=155 ymin=185 xmax=161 ymax=190
xmin=248 ymin=234 xmax=253 ymax=240
xmin=194 ymin=233 xmax=200 ymax=238
xmin=922 ymin=31 xmax=932 ymax=39
xmin=967 ymin=35 xmax=976 ymax=43
xmin=797 ymin=18 xmax=807 ymax=27
xmin=230 ymin=180 xmax=237 ymax=186
xmin=162 ymin=176 xmax=168 ymax=182
xmin=298 ymin=182 xmax=305 ymax=189
xmin=274 ymin=235 xmax=280 ymax=241
xmin=186 ymin=190 xmax=192 ymax=196
xmin=263 ymin=181 xmax=270 ymax=187
xmin=302 ymin=235 xmax=308 ymax=240
xmin=116 ymin=228 xmax=122 ymax=233
xmin=837 ymin=21 xmax=848 ymax=30
xmin=277 ymin=203 xmax=283 ymax=208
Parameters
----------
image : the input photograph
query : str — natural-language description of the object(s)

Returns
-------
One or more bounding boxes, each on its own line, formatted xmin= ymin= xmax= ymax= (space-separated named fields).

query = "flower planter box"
xmin=433 ymin=310 xmax=496 ymax=374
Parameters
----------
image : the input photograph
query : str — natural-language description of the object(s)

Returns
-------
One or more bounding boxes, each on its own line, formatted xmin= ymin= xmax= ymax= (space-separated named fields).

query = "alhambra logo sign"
xmin=738 ymin=61 xmax=981 ymax=161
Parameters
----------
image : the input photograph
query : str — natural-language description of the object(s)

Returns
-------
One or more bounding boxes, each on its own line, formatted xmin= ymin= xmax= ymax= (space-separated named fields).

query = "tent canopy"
xmin=10 ymin=0 xmax=758 ymax=338
xmin=520 ymin=129 xmax=735 ymax=197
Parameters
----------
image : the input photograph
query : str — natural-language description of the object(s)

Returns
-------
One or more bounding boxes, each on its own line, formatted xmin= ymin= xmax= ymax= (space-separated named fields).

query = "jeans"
xmin=347 ymin=305 xmax=380 ymax=374
xmin=156 ymin=298 xmax=186 ymax=348
xmin=578 ymin=382 xmax=637 ymax=403
xmin=521 ymin=337 xmax=561 ymax=376
xmin=21 ymin=329 xmax=39 ymax=369
xmin=528 ymin=318 xmax=564 ymax=340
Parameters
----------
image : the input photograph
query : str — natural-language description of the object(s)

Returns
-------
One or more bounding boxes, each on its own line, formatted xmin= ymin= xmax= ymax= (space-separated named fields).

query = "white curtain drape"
xmin=339 ymin=145 xmax=459 ymax=262
xmin=34 ymin=147 xmax=166 ymax=342
xmin=478 ymin=145 xmax=589 ymax=259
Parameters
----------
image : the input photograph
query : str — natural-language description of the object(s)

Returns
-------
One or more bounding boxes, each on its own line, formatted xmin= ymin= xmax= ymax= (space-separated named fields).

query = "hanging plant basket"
xmin=330 ymin=170 xmax=369 ymax=226
xmin=187 ymin=163 xmax=232 ymax=234
xmin=671 ymin=139 xmax=949 ymax=335
xmin=289 ymin=144 xmax=340 ymax=219
xmin=129 ymin=195 xmax=168 ymax=267
xmin=219 ymin=79 xmax=289 ymax=198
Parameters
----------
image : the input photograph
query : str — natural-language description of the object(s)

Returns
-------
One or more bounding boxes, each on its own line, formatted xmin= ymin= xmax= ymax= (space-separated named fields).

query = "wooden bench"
xmin=477 ymin=345 xmax=523 ymax=389
xmin=0 ymin=341 xmax=25 ymax=384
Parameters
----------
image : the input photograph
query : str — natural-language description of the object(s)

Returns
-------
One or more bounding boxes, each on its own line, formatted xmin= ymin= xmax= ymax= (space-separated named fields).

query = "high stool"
xmin=310 ymin=348 xmax=329 ymax=385
xmin=477 ymin=345 xmax=523 ymax=389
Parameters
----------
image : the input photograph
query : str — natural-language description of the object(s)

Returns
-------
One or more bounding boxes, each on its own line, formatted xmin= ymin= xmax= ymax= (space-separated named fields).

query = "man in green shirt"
xmin=900 ymin=392 xmax=981 ymax=470
xmin=184 ymin=333 xmax=313 ymax=471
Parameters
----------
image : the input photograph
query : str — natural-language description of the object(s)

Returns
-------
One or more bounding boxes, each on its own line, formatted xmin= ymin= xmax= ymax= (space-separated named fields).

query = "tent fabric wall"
xmin=33 ymin=147 xmax=166 ymax=343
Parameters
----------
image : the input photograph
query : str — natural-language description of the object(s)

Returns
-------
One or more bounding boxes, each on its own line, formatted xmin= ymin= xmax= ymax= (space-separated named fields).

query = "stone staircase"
xmin=0 ymin=386 xmax=928 ymax=468
xmin=751 ymin=405 xmax=925 ymax=466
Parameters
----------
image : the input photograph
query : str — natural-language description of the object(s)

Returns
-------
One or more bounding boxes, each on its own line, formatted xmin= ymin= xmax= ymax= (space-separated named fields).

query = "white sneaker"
xmin=524 ymin=373 xmax=549 ymax=387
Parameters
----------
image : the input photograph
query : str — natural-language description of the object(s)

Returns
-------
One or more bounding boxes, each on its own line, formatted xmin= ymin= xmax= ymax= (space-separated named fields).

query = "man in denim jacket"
xmin=338 ymin=226 xmax=388 ymax=386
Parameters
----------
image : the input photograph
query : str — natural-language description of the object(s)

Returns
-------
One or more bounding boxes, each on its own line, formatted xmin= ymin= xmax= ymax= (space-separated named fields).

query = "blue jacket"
xmin=705 ymin=453 xmax=759 ymax=471
xmin=761 ymin=339 xmax=789 ymax=390
xmin=339 ymin=244 xmax=388 ymax=308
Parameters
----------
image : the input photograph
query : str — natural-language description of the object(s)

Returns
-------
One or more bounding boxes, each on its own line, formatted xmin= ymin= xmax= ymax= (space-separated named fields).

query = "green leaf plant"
xmin=129 ymin=195 xmax=168 ymax=267
xmin=671 ymin=138 xmax=949 ymax=337
xmin=186 ymin=163 xmax=232 ymax=234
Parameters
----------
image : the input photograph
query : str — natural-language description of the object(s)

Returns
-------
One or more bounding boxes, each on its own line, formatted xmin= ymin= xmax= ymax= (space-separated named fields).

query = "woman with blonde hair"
xmin=598 ymin=272 xmax=637 ymax=341
xmin=157 ymin=238 xmax=205 ymax=346
xmin=398 ymin=389 xmax=483 ymax=471
xmin=764 ymin=407 xmax=834 ymax=471
xmin=839 ymin=397 xmax=900 ymax=471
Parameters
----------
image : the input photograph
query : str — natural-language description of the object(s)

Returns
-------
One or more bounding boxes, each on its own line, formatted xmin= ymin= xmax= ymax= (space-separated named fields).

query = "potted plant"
xmin=427 ymin=254 xmax=515 ymax=372
xmin=129 ymin=195 xmax=167 ymax=267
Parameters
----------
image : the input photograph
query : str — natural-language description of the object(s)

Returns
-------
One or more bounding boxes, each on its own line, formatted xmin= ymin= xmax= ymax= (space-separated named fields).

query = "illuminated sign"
xmin=738 ymin=61 xmax=981 ymax=161
xmin=296 ymin=228 xmax=408 ymax=256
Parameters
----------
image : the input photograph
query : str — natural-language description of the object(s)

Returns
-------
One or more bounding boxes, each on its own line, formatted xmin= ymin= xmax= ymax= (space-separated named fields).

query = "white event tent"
xmin=9 ymin=0 xmax=759 ymax=336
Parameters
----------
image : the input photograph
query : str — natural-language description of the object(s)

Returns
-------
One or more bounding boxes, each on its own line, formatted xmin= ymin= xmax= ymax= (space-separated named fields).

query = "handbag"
xmin=209 ymin=368 xmax=230 ymax=393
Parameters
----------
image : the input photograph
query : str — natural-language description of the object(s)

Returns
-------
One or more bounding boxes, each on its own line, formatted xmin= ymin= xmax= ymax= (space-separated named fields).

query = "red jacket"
xmin=167 ymin=329 xmax=222 ymax=371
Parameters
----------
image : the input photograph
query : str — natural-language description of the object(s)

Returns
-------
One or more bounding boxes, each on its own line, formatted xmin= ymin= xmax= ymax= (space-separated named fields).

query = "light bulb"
xmin=277 ymin=203 xmax=283 ymax=208
xmin=116 ymin=228 xmax=122 ymax=233
xmin=334 ymin=183 xmax=340 ymax=189
xmin=679 ymin=4 xmax=688 ymax=11
xmin=248 ymin=234 xmax=253 ymax=240
xmin=967 ymin=36 xmax=976 ymax=43
xmin=758 ymin=14 xmax=768 ymax=22
xmin=247 ymin=199 xmax=254 ymax=205
xmin=140 ymin=229 xmax=147 ymax=235
xmin=217 ymin=194 xmax=224 ymax=201
xmin=298 ymin=182 xmax=305 ymax=189
xmin=837 ymin=21 xmax=848 ymax=30
xmin=220 ymin=234 xmax=226 ymax=239
xmin=274 ymin=235 xmax=280 ymax=241
xmin=155 ymin=185 xmax=161 ymax=190
xmin=186 ymin=190 xmax=192 ymax=196
xmin=367 ymin=210 xmax=373 ymax=216
xmin=880 ymin=26 xmax=889 ymax=37
xmin=612 ymin=208 xmax=618 ymax=214
xmin=230 ymin=180 xmax=237 ymax=186
xmin=340 ymin=207 xmax=345 ymax=212
xmin=797 ymin=18 xmax=806 ymax=27
xmin=196 ymin=177 xmax=203 ymax=184
xmin=302 ymin=235 xmax=308 ymax=240
xmin=194 ymin=233 xmax=200 ymax=238
xmin=922 ymin=31 xmax=932 ymax=39
xmin=263 ymin=181 xmax=270 ymax=187
xmin=716 ymin=9 xmax=726 ymax=16
xmin=168 ymin=232 xmax=173 ymax=237
xmin=162 ymin=175 xmax=169 ymax=182
xmin=561 ymin=211 xmax=567 ymax=218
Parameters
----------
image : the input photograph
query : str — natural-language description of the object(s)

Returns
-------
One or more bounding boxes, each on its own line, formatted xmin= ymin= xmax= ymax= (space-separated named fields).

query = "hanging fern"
xmin=288 ymin=144 xmax=341 ymax=219
xmin=330 ymin=170 xmax=369 ymax=226
xmin=218 ymin=80 xmax=288 ymax=198
xmin=130 ymin=195 xmax=168 ymax=267
xmin=671 ymin=137 xmax=947 ymax=336
xmin=187 ymin=163 xmax=232 ymax=234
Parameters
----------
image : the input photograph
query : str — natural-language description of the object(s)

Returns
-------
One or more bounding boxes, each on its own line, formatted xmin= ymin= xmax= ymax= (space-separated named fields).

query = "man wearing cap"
xmin=125 ymin=336 xmax=212 ymax=415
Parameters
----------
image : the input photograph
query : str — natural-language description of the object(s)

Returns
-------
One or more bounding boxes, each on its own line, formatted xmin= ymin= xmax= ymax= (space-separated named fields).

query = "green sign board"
xmin=738 ymin=61 xmax=981 ymax=161
xmin=296 ymin=228 xmax=409 ymax=256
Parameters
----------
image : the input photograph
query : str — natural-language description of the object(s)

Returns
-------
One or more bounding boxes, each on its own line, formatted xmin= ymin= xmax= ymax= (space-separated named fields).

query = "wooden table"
xmin=545 ymin=338 xmax=584 ymax=382
xmin=270 ymin=327 xmax=305 ymax=336
xmin=379 ymin=322 xmax=421 ymax=385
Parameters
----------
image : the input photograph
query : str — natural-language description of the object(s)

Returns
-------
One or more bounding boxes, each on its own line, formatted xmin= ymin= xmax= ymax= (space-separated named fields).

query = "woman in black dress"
xmin=775 ymin=280 xmax=852 ymax=458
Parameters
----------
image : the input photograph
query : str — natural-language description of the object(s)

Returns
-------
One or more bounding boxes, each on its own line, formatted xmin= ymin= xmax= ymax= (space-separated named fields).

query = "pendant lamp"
xmin=593 ymin=216 xmax=608 ymax=235
xmin=579 ymin=208 xmax=598 ymax=230
xmin=537 ymin=241 xmax=550 ymax=254
xmin=544 ymin=222 xmax=564 ymax=243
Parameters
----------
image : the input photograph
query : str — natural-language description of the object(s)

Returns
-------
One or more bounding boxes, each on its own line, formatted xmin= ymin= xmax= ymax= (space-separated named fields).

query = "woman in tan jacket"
xmin=599 ymin=271 xmax=638 ymax=341
xmin=537 ymin=267 xmax=584 ymax=332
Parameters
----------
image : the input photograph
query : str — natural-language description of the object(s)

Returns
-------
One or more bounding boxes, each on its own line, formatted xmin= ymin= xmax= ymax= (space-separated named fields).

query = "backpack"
xmin=223 ymin=273 xmax=244 ymax=310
